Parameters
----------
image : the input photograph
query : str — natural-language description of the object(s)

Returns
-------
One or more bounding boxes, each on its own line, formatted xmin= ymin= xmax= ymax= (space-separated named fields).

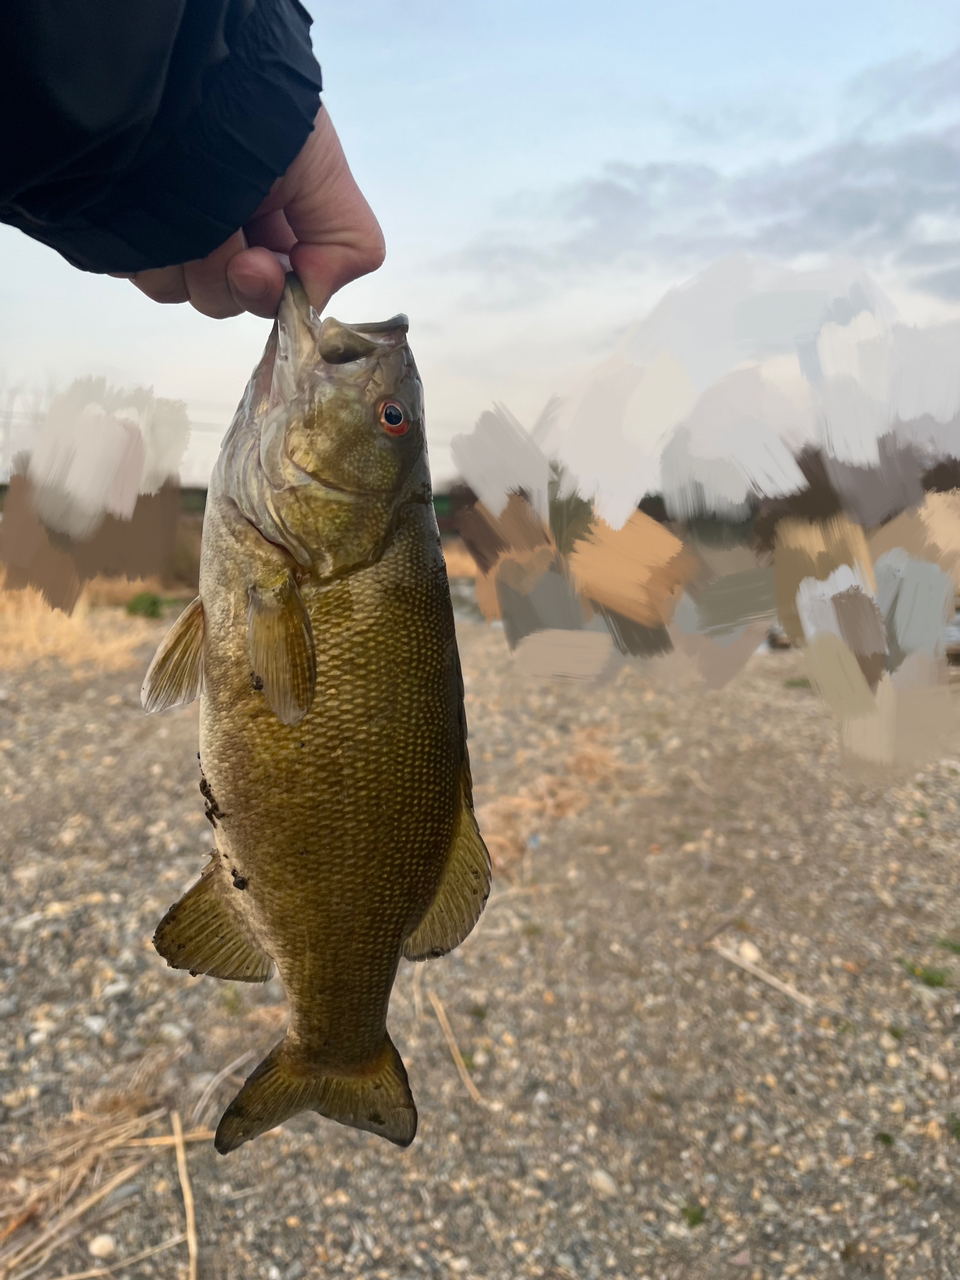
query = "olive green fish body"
xmin=199 ymin=496 xmax=462 ymax=1056
xmin=142 ymin=281 xmax=490 ymax=1153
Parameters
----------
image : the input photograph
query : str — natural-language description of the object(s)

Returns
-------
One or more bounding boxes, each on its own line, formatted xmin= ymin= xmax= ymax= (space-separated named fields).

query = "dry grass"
xmin=81 ymin=576 xmax=181 ymax=608
xmin=0 ymin=573 xmax=156 ymax=674
xmin=0 ymin=1088 xmax=209 ymax=1280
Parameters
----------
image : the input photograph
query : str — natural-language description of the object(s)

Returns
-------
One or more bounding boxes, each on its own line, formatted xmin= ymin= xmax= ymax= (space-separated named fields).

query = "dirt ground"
xmin=2 ymin=593 xmax=960 ymax=1280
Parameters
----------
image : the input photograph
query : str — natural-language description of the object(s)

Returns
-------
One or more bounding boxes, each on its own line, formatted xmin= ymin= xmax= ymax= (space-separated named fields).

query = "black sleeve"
xmin=0 ymin=0 xmax=323 ymax=274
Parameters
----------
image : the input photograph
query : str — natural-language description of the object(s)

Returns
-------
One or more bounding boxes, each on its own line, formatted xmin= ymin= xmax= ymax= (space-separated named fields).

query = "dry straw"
xmin=0 ymin=572 xmax=158 ymax=673
xmin=0 ymin=1093 xmax=211 ymax=1280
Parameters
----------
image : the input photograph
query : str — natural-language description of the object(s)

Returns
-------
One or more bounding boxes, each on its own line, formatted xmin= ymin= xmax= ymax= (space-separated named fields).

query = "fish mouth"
xmin=317 ymin=316 xmax=409 ymax=365
xmin=350 ymin=314 xmax=409 ymax=336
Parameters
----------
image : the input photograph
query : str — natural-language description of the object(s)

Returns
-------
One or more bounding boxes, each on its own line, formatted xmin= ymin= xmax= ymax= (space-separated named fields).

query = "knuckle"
xmin=364 ymin=235 xmax=387 ymax=272
xmin=191 ymin=297 xmax=243 ymax=320
xmin=134 ymin=277 xmax=188 ymax=305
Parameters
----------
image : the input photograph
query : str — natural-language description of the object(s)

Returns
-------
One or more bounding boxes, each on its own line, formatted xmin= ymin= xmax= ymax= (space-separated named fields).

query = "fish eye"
xmin=379 ymin=401 xmax=409 ymax=435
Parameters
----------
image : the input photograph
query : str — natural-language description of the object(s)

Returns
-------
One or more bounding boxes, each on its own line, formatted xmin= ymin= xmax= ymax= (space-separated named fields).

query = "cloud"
xmin=844 ymin=46 xmax=960 ymax=127
xmin=450 ymin=48 xmax=960 ymax=305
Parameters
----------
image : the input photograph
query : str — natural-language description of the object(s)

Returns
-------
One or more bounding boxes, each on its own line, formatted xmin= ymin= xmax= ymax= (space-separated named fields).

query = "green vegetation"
xmin=898 ymin=958 xmax=949 ymax=988
xmin=784 ymin=677 xmax=811 ymax=689
xmin=682 ymin=1202 xmax=706 ymax=1227
xmin=126 ymin=592 xmax=163 ymax=618
xmin=937 ymin=939 xmax=960 ymax=955
xmin=548 ymin=461 xmax=595 ymax=555
xmin=875 ymin=1132 xmax=894 ymax=1147
xmin=219 ymin=986 xmax=245 ymax=1015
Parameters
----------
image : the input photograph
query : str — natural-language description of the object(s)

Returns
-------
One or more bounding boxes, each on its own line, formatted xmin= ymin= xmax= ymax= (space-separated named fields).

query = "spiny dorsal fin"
xmin=141 ymin=595 xmax=205 ymax=713
xmin=247 ymin=573 xmax=317 ymax=725
xmin=215 ymin=1032 xmax=417 ymax=1153
xmin=153 ymin=860 xmax=273 ymax=983
xmin=402 ymin=765 xmax=492 ymax=962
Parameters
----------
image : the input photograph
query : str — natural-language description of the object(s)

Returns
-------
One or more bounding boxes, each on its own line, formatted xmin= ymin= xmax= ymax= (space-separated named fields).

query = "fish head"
xmin=225 ymin=277 xmax=430 ymax=575
xmin=280 ymin=312 xmax=424 ymax=503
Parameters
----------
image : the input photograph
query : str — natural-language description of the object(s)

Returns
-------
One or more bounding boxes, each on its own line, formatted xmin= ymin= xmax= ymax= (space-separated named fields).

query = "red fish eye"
xmin=380 ymin=401 xmax=408 ymax=435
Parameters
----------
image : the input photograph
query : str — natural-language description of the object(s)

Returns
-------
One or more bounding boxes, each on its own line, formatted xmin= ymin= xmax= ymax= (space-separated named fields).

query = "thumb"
xmin=281 ymin=112 xmax=385 ymax=313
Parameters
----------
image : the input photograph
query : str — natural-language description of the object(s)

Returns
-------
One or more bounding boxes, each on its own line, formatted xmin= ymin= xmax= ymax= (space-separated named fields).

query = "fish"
xmin=141 ymin=276 xmax=490 ymax=1154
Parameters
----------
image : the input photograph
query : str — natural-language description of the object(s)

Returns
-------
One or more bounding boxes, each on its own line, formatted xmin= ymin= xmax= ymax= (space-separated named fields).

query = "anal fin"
xmin=215 ymin=1032 xmax=417 ymax=1154
xmin=403 ymin=765 xmax=492 ymax=962
xmin=141 ymin=596 xmax=205 ymax=713
xmin=248 ymin=573 xmax=317 ymax=725
xmin=154 ymin=862 xmax=273 ymax=983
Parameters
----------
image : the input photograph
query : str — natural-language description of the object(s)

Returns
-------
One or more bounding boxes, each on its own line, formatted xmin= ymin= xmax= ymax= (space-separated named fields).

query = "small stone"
xmin=761 ymin=1196 xmax=781 ymax=1215
xmin=879 ymin=1031 xmax=898 ymax=1051
xmin=730 ymin=1249 xmax=751 ymax=1267
xmin=587 ymin=1168 xmax=618 ymax=1198
xmin=88 ymin=1234 xmax=116 ymax=1259
xmin=886 ymin=1052 xmax=902 ymax=1068
xmin=450 ymin=1260 xmax=470 ymax=1275
xmin=930 ymin=1059 xmax=949 ymax=1083
xmin=889 ymin=1098 xmax=906 ymax=1114
xmin=738 ymin=939 xmax=762 ymax=964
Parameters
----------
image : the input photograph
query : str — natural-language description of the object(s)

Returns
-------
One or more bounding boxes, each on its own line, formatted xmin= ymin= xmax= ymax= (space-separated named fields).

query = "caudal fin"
xmin=214 ymin=1033 xmax=417 ymax=1154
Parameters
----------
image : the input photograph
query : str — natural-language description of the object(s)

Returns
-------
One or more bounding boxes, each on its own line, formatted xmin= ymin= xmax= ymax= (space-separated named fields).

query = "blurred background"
xmin=2 ymin=0 xmax=960 ymax=489
xmin=4 ymin=6 xmax=960 ymax=1280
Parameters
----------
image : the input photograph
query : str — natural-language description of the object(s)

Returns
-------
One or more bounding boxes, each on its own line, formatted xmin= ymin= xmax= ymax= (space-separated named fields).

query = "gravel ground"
xmin=3 ymin=598 xmax=960 ymax=1280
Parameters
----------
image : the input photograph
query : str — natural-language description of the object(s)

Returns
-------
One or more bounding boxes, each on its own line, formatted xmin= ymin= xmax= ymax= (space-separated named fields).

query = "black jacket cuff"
xmin=6 ymin=0 xmax=322 ymax=274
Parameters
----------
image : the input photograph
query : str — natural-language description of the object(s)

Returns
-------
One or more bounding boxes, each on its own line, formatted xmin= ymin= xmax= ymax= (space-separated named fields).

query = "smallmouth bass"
xmin=142 ymin=278 xmax=489 ymax=1154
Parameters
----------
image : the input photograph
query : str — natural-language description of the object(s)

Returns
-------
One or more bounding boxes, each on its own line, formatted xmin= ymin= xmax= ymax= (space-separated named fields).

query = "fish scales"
xmin=142 ymin=277 xmax=490 ymax=1153
xmin=201 ymin=500 xmax=462 ymax=1056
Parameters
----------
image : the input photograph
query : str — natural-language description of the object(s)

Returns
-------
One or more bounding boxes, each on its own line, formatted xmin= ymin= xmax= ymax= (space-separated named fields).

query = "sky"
xmin=1 ymin=0 xmax=960 ymax=485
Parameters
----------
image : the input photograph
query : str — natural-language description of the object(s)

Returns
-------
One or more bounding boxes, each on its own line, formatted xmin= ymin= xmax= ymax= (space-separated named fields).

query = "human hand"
xmin=117 ymin=108 xmax=385 ymax=319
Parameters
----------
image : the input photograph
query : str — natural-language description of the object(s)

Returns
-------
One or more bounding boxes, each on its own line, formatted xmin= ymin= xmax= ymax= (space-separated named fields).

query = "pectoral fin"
xmin=248 ymin=573 xmax=317 ymax=725
xmin=141 ymin=596 xmax=205 ymax=713
xmin=154 ymin=861 xmax=273 ymax=983
xmin=403 ymin=766 xmax=492 ymax=961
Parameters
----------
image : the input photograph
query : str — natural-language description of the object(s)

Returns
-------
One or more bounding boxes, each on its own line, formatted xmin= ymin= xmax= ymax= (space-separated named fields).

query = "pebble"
xmin=5 ymin=622 xmax=960 ymax=1278
xmin=87 ymin=1234 xmax=116 ymax=1259
xmin=587 ymin=1168 xmax=618 ymax=1198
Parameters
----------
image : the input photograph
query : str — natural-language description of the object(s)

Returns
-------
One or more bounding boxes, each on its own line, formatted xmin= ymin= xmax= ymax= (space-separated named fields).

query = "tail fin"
xmin=214 ymin=1033 xmax=417 ymax=1154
